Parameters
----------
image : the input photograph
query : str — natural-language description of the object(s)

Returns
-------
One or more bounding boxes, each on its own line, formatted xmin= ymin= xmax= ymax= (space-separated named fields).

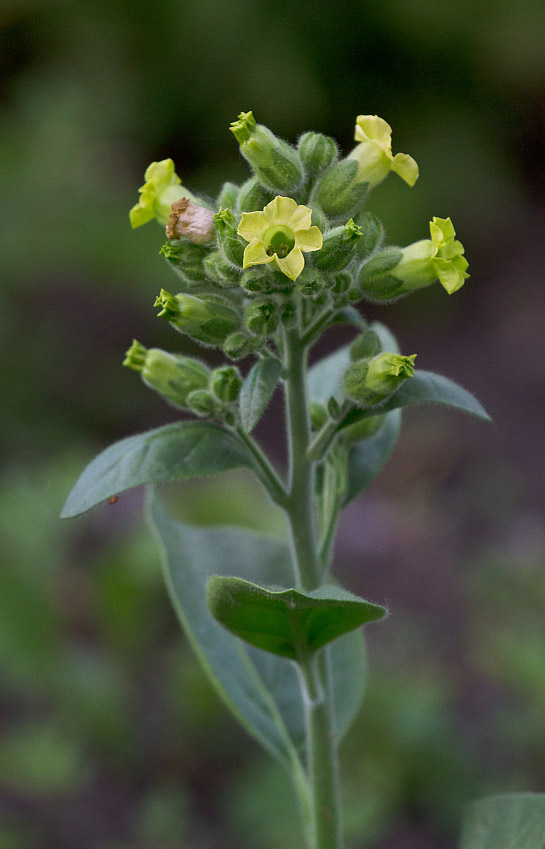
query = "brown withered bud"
xmin=166 ymin=198 xmax=215 ymax=245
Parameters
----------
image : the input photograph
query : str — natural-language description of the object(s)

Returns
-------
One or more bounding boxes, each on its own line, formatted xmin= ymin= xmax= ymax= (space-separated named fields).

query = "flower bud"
xmin=230 ymin=111 xmax=304 ymax=194
xmin=237 ymin=177 xmax=273 ymax=214
xmin=314 ymin=159 xmax=368 ymax=219
xmin=343 ymin=414 xmax=385 ymax=444
xmin=210 ymin=366 xmax=242 ymax=403
xmin=203 ymin=251 xmax=241 ymax=288
xmin=297 ymin=132 xmax=338 ymax=176
xmin=223 ymin=331 xmax=255 ymax=360
xmin=216 ymin=181 xmax=240 ymax=210
xmin=357 ymin=248 xmax=405 ymax=301
xmin=280 ymin=300 xmax=297 ymax=328
xmin=330 ymin=272 xmax=352 ymax=295
xmin=244 ymin=298 xmax=279 ymax=336
xmin=155 ymin=290 xmax=240 ymax=346
xmin=239 ymin=268 xmax=273 ymax=297
xmin=159 ymin=241 xmax=208 ymax=287
xmin=349 ymin=330 xmax=382 ymax=362
xmin=344 ymin=352 xmax=416 ymax=405
xmin=354 ymin=212 xmax=385 ymax=259
xmin=123 ymin=340 xmax=210 ymax=408
xmin=295 ymin=268 xmax=328 ymax=299
xmin=214 ymin=208 xmax=246 ymax=266
xmin=186 ymin=389 xmax=219 ymax=418
xmin=166 ymin=198 xmax=215 ymax=245
xmin=309 ymin=401 xmax=328 ymax=430
xmin=130 ymin=159 xmax=197 ymax=229
xmin=313 ymin=219 xmax=363 ymax=272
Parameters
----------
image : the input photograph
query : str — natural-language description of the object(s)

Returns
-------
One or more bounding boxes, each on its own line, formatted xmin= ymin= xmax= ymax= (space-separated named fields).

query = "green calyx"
xmin=344 ymin=352 xmax=417 ymax=405
xmin=214 ymin=207 xmax=237 ymax=236
xmin=230 ymin=110 xmax=257 ymax=144
xmin=123 ymin=339 xmax=148 ymax=372
xmin=155 ymin=290 xmax=240 ymax=346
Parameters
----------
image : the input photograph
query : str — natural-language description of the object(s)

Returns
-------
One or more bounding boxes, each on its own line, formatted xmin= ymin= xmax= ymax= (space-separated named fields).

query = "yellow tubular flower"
xmin=237 ymin=196 xmax=323 ymax=282
xmin=348 ymin=115 xmax=419 ymax=190
xmin=129 ymin=159 xmax=197 ymax=229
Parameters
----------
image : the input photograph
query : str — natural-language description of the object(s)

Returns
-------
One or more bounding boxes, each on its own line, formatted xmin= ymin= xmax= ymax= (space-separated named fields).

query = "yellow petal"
xmin=286 ymin=204 xmax=312 ymax=231
xmin=276 ymin=248 xmax=305 ymax=281
xmin=263 ymin=196 xmax=298 ymax=225
xmin=391 ymin=153 xmax=419 ymax=187
xmin=354 ymin=115 xmax=392 ymax=149
xmin=238 ymin=210 xmax=268 ymax=242
xmin=294 ymin=225 xmax=323 ymax=252
xmin=242 ymin=238 xmax=275 ymax=269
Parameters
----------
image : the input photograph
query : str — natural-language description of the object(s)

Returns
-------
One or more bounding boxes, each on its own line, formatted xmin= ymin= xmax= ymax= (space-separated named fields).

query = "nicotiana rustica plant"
xmin=63 ymin=112 xmax=545 ymax=849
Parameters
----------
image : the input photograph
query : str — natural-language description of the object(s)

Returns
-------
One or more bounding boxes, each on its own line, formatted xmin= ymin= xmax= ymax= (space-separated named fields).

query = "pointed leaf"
xmin=338 ymin=370 xmax=491 ymax=431
xmin=239 ymin=357 xmax=283 ymax=433
xmin=61 ymin=422 xmax=256 ymax=518
xmin=343 ymin=410 xmax=402 ymax=505
xmin=460 ymin=793 xmax=545 ymax=849
xmin=206 ymin=576 xmax=387 ymax=660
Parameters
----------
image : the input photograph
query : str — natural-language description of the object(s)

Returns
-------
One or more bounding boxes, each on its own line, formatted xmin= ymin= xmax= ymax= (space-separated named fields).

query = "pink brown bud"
xmin=166 ymin=198 xmax=215 ymax=245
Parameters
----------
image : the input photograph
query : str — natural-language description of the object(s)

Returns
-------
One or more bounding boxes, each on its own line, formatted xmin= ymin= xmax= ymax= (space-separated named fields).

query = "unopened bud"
xmin=314 ymin=159 xmax=368 ymax=219
xmin=214 ymin=208 xmax=246 ymax=266
xmin=230 ymin=111 xmax=304 ymax=194
xmin=349 ymin=330 xmax=382 ymax=362
xmin=155 ymin=289 xmax=240 ymax=346
xmin=244 ymin=298 xmax=279 ymax=336
xmin=186 ymin=389 xmax=219 ymax=418
xmin=210 ymin=366 xmax=242 ymax=403
xmin=344 ymin=414 xmax=385 ymax=444
xmin=223 ymin=331 xmax=255 ymax=360
xmin=354 ymin=212 xmax=385 ymax=259
xmin=159 ymin=241 xmax=208 ymax=286
xmin=313 ymin=219 xmax=363 ymax=272
xmin=216 ymin=181 xmax=240 ymax=210
xmin=203 ymin=251 xmax=241 ymax=288
xmin=123 ymin=340 xmax=210 ymax=409
xmin=357 ymin=248 xmax=405 ymax=301
xmin=239 ymin=269 xmax=273 ymax=297
xmin=297 ymin=132 xmax=338 ymax=175
xmin=344 ymin=352 xmax=416 ymax=405
xmin=237 ymin=177 xmax=273 ymax=214
xmin=166 ymin=198 xmax=215 ymax=245
xmin=309 ymin=401 xmax=328 ymax=430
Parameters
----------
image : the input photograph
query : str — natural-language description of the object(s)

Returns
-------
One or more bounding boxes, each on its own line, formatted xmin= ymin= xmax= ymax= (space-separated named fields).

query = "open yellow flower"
xmin=129 ymin=159 xmax=196 ymax=229
xmin=348 ymin=115 xmax=419 ymax=190
xmin=237 ymin=196 xmax=323 ymax=281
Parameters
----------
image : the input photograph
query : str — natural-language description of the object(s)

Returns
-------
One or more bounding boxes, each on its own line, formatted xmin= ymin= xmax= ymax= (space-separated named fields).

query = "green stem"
xmin=283 ymin=325 xmax=343 ymax=849
xmin=307 ymin=401 xmax=351 ymax=463
xmin=234 ymin=425 xmax=289 ymax=508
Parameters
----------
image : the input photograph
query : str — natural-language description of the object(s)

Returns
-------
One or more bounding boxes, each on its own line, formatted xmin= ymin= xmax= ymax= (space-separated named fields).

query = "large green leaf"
xmin=343 ymin=410 xmax=402 ymax=505
xmin=338 ymin=370 xmax=491 ymax=430
xmin=239 ymin=357 xmax=283 ymax=433
xmin=61 ymin=422 xmax=256 ymax=518
xmin=147 ymin=490 xmax=367 ymax=766
xmin=460 ymin=793 xmax=545 ymax=849
xmin=206 ymin=576 xmax=387 ymax=660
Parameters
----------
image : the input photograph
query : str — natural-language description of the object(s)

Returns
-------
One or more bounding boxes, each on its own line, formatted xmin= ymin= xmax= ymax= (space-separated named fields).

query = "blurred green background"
xmin=2 ymin=1 xmax=545 ymax=847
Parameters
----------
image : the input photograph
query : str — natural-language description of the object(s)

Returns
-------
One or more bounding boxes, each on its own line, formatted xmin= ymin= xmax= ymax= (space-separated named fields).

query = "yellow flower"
xmin=129 ymin=159 xmax=196 ymax=229
xmin=348 ymin=115 xmax=419 ymax=190
xmin=237 ymin=196 xmax=323 ymax=282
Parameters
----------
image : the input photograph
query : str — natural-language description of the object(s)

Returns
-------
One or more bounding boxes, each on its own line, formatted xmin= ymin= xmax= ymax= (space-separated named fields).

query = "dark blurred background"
xmin=2 ymin=1 xmax=545 ymax=847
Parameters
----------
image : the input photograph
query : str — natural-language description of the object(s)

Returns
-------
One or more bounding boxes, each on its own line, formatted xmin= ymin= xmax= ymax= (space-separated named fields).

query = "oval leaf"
xmin=339 ymin=370 xmax=491 ymax=431
xmin=61 ymin=422 xmax=255 ymax=518
xmin=239 ymin=357 xmax=282 ymax=433
xmin=460 ymin=793 xmax=545 ymax=849
xmin=343 ymin=409 xmax=402 ymax=506
xmin=206 ymin=576 xmax=387 ymax=660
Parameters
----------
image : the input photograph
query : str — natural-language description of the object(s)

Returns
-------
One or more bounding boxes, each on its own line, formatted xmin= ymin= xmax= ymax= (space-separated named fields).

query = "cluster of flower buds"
xmin=126 ymin=111 xmax=469 ymax=420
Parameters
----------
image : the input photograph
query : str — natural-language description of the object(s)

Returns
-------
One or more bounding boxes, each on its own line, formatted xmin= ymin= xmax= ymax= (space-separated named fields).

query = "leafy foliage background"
xmin=2 ymin=1 xmax=545 ymax=847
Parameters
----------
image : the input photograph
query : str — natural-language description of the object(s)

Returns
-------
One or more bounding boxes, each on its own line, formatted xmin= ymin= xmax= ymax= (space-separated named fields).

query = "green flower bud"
xmin=155 ymin=289 xmax=240 ymax=346
xmin=166 ymin=198 xmax=215 ymax=245
xmin=313 ymin=219 xmax=363 ymax=272
xmin=216 ymin=181 xmax=239 ymax=210
xmin=297 ymin=132 xmax=338 ymax=175
xmin=330 ymin=272 xmax=352 ymax=295
xmin=123 ymin=340 xmax=210 ymax=409
xmin=230 ymin=111 xmax=304 ymax=194
xmin=160 ymin=241 xmax=208 ymax=286
xmin=244 ymin=298 xmax=279 ymax=336
xmin=223 ymin=331 xmax=255 ymax=360
xmin=349 ymin=329 xmax=382 ymax=362
xmin=237 ymin=177 xmax=273 ymax=213
xmin=203 ymin=251 xmax=241 ymax=288
xmin=214 ymin=208 xmax=246 ymax=267
xmin=314 ymin=159 xmax=368 ymax=219
xmin=210 ymin=366 xmax=242 ymax=403
xmin=309 ymin=401 xmax=328 ymax=430
xmin=295 ymin=268 xmax=328 ymax=299
xmin=343 ymin=414 xmax=385 ymax=444
xmin=186 ymin=389 xmax=219 ymax=418
xmin=239 ymin=268 xmax=273 ymax=297
xmin=357 ymin=248 xmax=405 ymax=302
xmin=344 ymin=352 xmax=416 ymax=405
xmin=353 ymin=212 xmax=385 ymax=259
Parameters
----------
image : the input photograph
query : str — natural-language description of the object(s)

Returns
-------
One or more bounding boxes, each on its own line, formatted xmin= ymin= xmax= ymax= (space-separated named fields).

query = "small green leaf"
xmin=61 ymin=422 xmax=256 ymax=518
xmin=206 ymin=576 xmax=387 ymax=660
xmin=338 ymin=370 xmax=491 ymax=430
xmin=239 ymin=358 xmax=282 ymax=433
xmin=460 ymin=793 xmax=545 ymax=849
xmin=343 ymin=410 xmax=402 ymax=505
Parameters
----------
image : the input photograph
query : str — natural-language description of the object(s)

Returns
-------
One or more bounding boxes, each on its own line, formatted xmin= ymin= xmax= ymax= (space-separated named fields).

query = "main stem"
xmin=284 ymin=326 xmax=343 ymax=849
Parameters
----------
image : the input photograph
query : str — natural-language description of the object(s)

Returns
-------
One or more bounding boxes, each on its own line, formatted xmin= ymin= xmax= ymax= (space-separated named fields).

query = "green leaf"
xmin=206 ymin=576 xmax=387 ymax=660
xmin=239 ymin=357 xmax=282 ymax=433
xmin=61 ymin=422 xmax=256 ymax=518
xmin=147 ymin=490 xmax=367 ymax=766
xmin=460 ymin=793 xmax=545 ymax=849
xmin=338 ymin=370 xmax=491 ymax=430
xmin=343 ymin=410 xmax=402 ymax=505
